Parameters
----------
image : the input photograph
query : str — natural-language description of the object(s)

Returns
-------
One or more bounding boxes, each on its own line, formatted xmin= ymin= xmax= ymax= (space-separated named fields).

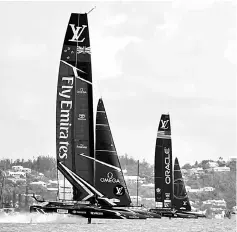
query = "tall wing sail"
xmin=154 ymin=114 xmax=173 ymax=209
xmin=173 ymin=157 xmax=191 ymax=211
xmin=94 ymin=98 xmax=131 ymax=206
xmin=56 ymin=13 xmax=95 ymax=201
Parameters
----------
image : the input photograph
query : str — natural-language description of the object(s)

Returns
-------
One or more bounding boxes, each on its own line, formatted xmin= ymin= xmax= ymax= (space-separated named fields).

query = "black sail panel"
xmin=56 ymin=13 xmax=94 ymax=201
xmin=95 ymin=99 xmax=131 ymax=206
xmin=154 ymin=114 xmax=173 ymax=209
xmin=173 ymin=158 xmax=191 ymax=211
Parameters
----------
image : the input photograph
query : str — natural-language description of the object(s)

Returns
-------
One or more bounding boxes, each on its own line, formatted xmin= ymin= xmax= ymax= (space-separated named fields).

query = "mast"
xmin=136 ymin=160 xmax=139 ymax=206
xmin=154 ymin=114 xmax=173 ymax=209
xmin=0 ymin=169 xmax=5 ymax=208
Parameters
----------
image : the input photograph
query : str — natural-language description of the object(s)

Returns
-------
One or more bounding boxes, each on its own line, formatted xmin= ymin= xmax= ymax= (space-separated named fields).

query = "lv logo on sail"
xmin=115 ymin=186 xmax=124 ymax=196
xmin=69 ymin=24 xmax=87 ymax=42
xmin=161 ymin=120 xmax=169 ymax=129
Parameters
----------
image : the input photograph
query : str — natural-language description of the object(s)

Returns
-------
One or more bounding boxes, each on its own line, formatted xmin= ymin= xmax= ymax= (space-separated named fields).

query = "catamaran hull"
xmin=108 ymin=207 xmax=161 ymax=219
xmin=175 ymin=212 xmax=198 ymax=219
xmin=149 ymin=209 xmax=205 ymax=218
xmin=29 ymin=205 xmax=147 ymax=219
xmin=149 ymin=209 xmax=176 ymax=218
xmin=131 ymin=209 xmax=161 ymax=219
xmin=176 ymin=210 xmax=206 ymax=218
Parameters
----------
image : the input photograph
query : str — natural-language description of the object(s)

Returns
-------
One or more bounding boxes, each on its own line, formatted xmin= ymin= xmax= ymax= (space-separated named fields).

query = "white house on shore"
xmin=186 ymin=168 xmax=204 ymax=175
xmin=11 ymin=166 xmax=31 ymax=174
xmin=186 ymin=185 xmax=215 ymax=192
xmin=229 ymin=156 xmax=237 ymax=162
xmin=203 ymin=199 xmax=226 ymax=207
xmin=30 ymin=181 xmax=47 ymax=188
xmin=208 ymin=161 xmax=218 ymax=168
xmin=12 ymin=166 xmax=23 ymax=171
xmin=21 ymin=168 xmax=31 ymax=174
xmin=207 ymin=166 xmax=230 ymax=172
xmin=7 ymin=171 xmax=26 ymax=178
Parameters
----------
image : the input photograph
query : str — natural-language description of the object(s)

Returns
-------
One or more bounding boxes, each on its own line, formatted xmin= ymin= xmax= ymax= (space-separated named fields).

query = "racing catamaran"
xmin=29 ymin=13 xmax=146 ymax=220
xmin=149 ymin=114 xmax=174 ymax=217
xmin=149 ymin=114 xmax=205 ymax=218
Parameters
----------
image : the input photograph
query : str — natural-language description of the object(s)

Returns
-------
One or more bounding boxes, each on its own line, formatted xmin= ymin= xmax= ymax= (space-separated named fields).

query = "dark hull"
xmin=131 ymin=209 xmax=161 ymax=219
xmin=30 ymin=203 xmax=147 ymax=219
xmin=149 ymin=208 xmax=203 ymax=219
xmin=176 ymin=212 xmax=198 ymax=219
xmin=176 ymin=210 xmax=206 ymax=218
xmin=149 ymin=208 xmax=175 ymax=218
xmin=113 ymin=207 xmax=161 ymax=219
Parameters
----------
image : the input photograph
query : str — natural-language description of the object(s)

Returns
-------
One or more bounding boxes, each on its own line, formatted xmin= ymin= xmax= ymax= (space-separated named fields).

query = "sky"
xmin=0 ymin=0 xmax=236 ymax=166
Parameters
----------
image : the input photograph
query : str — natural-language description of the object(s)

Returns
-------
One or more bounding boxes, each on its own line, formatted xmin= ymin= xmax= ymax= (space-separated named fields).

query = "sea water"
xmin=0 ymin=213 xmax=236 ymax=232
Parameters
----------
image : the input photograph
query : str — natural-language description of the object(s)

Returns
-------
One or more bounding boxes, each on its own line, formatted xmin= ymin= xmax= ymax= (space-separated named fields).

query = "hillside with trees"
xmin=0 ymin=155 xmax=236 ymax=210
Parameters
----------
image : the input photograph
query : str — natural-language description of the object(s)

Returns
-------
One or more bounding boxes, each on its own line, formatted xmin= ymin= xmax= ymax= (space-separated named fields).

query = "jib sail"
xmin=173 ymin=157 xmax=191 ymax=211
xmin=95 ymin=98 xmax=131 ymax=206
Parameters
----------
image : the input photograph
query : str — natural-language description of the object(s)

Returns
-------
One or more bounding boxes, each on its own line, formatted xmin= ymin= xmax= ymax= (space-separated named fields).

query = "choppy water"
xmin=0 ymin=213 xmax=236 ymax=232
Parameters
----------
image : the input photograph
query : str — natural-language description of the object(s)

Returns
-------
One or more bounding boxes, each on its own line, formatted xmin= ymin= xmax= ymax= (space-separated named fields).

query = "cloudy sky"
xmin=0 ymin=1 xmax=236 ymax=166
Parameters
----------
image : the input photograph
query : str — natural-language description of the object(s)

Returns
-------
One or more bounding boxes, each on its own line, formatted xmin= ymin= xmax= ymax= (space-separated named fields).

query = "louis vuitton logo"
xmin=69 ymin=24 xmax=87 ymax=43
xmin=113 ymin=184 xmax=125 ymax=197
xmin=161 ymin=120 xmax=169 ymax=129
xmin=115 ymin=186 xmax=124 ymax=196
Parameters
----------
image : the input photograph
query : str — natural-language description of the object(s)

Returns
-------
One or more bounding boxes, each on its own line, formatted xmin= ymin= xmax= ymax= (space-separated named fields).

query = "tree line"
xmin=0 ymin=155 xmax=236 ymax=209
xmin=0 ymin=156 xmax=57 ymax=179
xmin=181 ymin=157 xmax=236 ymax=171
